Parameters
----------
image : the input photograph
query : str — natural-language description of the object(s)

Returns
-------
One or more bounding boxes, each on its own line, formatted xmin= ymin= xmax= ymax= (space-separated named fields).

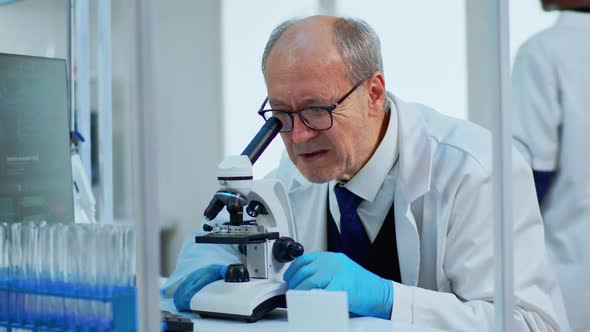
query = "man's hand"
xmin=173 ymin=264 xmax=227 ymax=311
xmin=283 ymin=252 xmax=394 ymax=319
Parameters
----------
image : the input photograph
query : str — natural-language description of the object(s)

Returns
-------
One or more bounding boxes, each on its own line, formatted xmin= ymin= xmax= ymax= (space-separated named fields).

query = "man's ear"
xmin=366 ymin=71 xmax=386 ymax=117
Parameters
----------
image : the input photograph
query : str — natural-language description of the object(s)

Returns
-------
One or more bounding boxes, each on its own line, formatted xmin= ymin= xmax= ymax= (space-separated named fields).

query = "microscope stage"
xmin=195 ymin=232 xmax=279 ymax=244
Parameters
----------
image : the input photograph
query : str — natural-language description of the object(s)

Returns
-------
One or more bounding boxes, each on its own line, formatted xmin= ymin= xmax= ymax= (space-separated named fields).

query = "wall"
xmin=221 ymin=0 xmax=319 ymax=179
xmin=338 ymin=1 xmax=468 ymax=120
xmin=153 ymin=0 xmax=223 ymax=275
xmin=0 ymin=0 xmax=68 ymax=58
xmin=467 ymin=0 xmax=557 ymax=129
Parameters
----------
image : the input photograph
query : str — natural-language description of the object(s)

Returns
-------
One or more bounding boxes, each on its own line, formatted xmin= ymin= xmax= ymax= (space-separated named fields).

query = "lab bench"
xmin=159 ymin=297 xmax=448 ymax=332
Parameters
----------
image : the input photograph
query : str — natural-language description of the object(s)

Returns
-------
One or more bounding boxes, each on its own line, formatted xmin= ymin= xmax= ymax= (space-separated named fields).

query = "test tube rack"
xmin=0 ymin=281 xmax=136 ymax=332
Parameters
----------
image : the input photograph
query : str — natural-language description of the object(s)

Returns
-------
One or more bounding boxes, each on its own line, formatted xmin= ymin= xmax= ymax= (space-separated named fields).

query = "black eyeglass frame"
xmin=257 ymin=79 xmax=366 ymax=133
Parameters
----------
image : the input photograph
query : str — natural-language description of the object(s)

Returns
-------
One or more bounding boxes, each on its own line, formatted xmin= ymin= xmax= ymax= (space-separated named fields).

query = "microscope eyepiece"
xmin=241 ymin=117 xmax=282 ymax=165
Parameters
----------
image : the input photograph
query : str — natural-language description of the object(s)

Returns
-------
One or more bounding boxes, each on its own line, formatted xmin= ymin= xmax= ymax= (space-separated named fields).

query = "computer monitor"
xmin=0 ymin=53 xmax=74 ymax=223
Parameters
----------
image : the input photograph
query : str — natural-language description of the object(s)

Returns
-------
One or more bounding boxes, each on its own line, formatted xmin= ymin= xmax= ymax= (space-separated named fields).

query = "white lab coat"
xmin=165 ymin=96 xmax=569 ymax=331
xmin=512 ymin=12 xmax=590 ymax=332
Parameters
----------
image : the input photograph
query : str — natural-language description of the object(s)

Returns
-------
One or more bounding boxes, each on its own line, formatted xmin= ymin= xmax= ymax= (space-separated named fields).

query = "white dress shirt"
xmin=329 ymin=100 xmax=399 ymax=243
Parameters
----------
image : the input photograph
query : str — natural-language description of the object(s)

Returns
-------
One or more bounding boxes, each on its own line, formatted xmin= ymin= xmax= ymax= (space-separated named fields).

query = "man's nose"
xmin=290 ymin=115 xmax=317 ymax=144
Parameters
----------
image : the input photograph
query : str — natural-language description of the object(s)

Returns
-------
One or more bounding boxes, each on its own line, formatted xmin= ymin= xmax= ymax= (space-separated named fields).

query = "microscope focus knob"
xmin=273 ymin=237 xmax=305 ymax=263
xmin=224 ymin=263 xmax=250 ymax=283
xmin=246 ymin=200 xmax=268 ymax=217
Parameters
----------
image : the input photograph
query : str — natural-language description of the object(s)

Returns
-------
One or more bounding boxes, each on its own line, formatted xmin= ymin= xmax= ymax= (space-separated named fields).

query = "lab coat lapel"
xmin=392 ymin=96 xmax=434 ymax=287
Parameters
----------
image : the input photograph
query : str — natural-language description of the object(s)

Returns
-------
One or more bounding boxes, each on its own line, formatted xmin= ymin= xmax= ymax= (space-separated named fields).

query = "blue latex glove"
xmin=283 ymin=252 xmax=394 ymax=319
xmin=173 ymin=264 xmax=228 ymax=312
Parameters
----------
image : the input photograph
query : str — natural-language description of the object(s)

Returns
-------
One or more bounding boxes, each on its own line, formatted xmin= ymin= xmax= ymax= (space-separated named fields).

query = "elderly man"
xmin=165 ymin=16 xmax=569 ymax=331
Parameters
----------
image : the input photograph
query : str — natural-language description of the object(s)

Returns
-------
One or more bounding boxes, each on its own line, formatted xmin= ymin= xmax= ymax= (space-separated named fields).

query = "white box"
xmin=287 ymin=289 xmax=350 ymax=332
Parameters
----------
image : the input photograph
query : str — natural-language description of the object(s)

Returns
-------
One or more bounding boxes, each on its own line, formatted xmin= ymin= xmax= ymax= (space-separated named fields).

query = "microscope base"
xmin=197 ymin=295 xmax=285 ymax=322
xmin=190 ymin=278 xmax=288 ymax=322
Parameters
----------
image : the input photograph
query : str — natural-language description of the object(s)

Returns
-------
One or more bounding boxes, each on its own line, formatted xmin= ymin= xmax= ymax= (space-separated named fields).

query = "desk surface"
xmin=160 ymin=298 xmax=447 ymax=332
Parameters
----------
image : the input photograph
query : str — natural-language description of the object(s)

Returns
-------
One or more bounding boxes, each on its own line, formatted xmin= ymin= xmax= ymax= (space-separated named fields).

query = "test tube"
xmin=54 ymin=223 xmax=68 ymax=329
xmin=0 ymin=222 xmax=8 ymax=323
xmin=35 ymin=221 xmax=47 ymax=326
xmin=21 ymin=222 xmax=32 ymax=324
xmin=21 ymin=221 xmax=40 ymax=324
xmin=92 ymin=225 xmax=104 ymax=331
xmin=39 ymin=222 xmax=58 ymax=327
xmin=9 ymin=222 xmax=23 ymax=324
xmin=106 ymin=225 xmax=122 ymax=329
xmin=124 ymin=224 xmax=136 ymax=288
xmin=84 ymin=224 xmax=99 ymax=329
xmin=114 ymin=225 xmax=126 ymax=288
xmin=98 ymin=224 xmax=112 ymax=331
xmin=72 ymin=224 xmax=87 ymax=328
xmin=63 ymin=223 xmax=79 ymax=328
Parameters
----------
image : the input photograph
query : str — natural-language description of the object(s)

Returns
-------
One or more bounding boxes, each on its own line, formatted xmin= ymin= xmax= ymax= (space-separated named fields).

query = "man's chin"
xmin=298 ymin=168 xmax=337 ymax=184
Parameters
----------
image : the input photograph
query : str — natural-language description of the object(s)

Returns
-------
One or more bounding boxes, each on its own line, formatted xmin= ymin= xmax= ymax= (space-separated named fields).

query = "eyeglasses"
xmin=257 ymin=79 xmax=366 ymax=133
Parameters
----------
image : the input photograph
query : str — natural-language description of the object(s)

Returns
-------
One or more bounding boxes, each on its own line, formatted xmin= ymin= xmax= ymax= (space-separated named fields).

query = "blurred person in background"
xmin=512 ymin=1 xmax=590 ymax=331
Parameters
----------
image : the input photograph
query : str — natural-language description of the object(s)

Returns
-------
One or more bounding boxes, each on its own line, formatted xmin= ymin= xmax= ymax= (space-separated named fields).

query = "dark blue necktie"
xmin=334 ymin=185 xmax=371 ymax=268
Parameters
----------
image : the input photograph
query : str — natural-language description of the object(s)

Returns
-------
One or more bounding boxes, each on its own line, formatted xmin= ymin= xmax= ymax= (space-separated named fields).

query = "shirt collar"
xmin=330 ymin=96 xmax=399 ymax=202
xmin=557 ymin=11 xmax=590 ymax=29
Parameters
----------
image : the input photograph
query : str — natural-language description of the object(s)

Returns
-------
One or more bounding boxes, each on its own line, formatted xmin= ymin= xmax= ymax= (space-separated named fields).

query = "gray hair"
xmin=261 ymin=17 xmax=389 ymax=111
xmin=261 ymin=17 xmax=384 ymax=85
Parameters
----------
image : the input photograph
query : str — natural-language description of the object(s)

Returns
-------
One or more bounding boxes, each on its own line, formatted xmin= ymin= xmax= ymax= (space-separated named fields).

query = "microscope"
xmin=190 ymin=117 xmax=304 ymax=322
